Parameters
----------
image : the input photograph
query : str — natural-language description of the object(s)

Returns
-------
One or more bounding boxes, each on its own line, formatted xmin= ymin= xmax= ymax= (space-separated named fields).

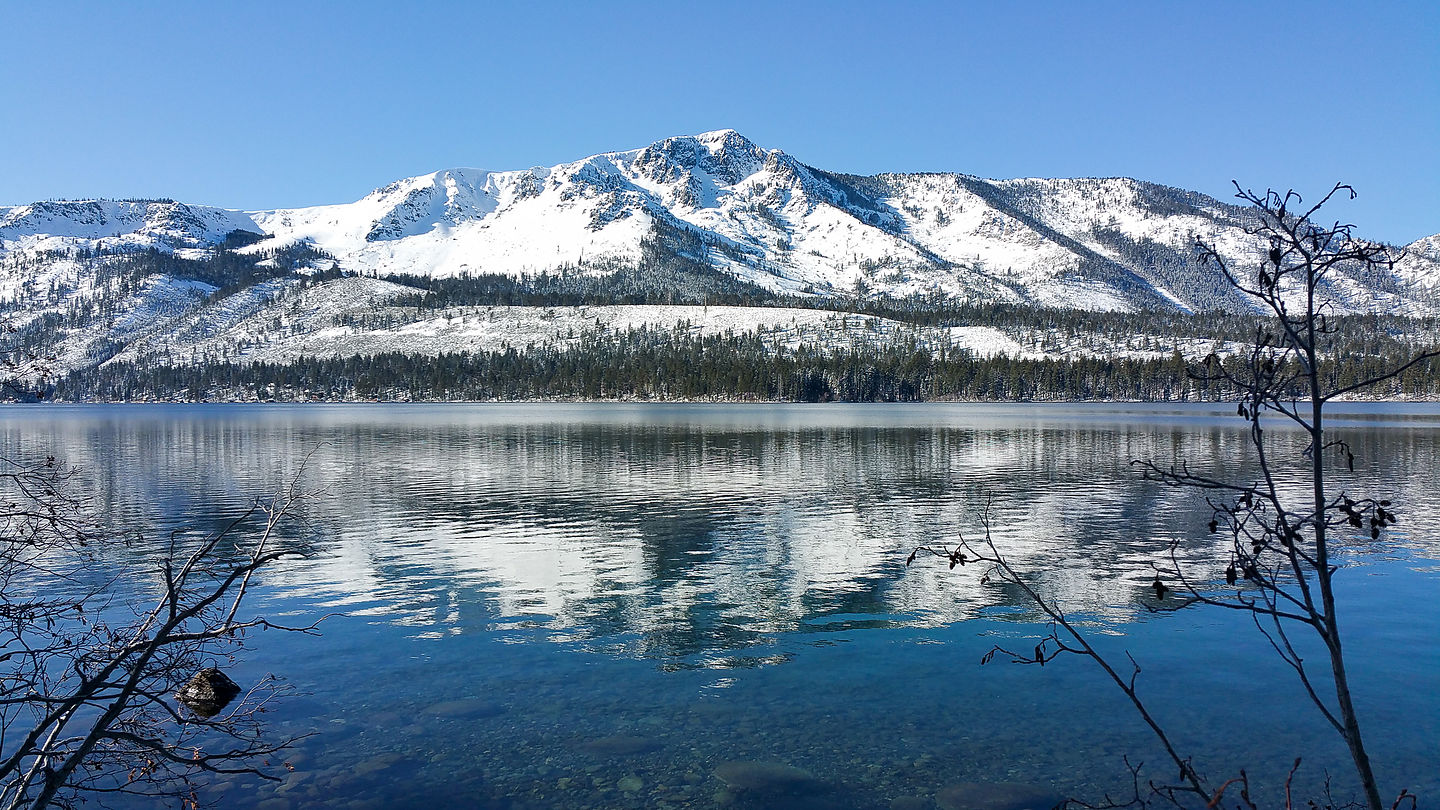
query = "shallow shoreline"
xmin=14 ymin=395 xmax=1440 ymax=408
xmin=21 ymin=393 xmax=1440 ymax=406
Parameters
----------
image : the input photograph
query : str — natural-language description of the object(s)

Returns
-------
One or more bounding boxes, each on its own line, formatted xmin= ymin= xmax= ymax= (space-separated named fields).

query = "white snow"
xmin=103 ymin=279 xmax=1053 ymax=368
xmin=242 ymin=136 xmax=1440 ymax=315
xmin=0 ymin=200 xmax=259 ymax=253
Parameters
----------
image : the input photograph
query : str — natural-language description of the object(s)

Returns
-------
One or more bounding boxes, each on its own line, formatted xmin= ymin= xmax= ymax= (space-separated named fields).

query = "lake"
xmin=2 ymin=403 xmax=1437 ymax=809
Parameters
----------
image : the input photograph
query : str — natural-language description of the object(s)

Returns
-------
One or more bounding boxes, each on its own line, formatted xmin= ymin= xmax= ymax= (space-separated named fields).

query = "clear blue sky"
xmin=2 ymin=1 xmax=1436 ymax=243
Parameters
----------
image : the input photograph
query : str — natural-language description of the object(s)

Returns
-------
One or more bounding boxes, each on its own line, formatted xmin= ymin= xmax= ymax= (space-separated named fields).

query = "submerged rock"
xmin=422 ymin=699 xmax=505 ymax=719
xmin=936 ymin=782 xmax=1065 ymax=810
xmin=176 ymin=667 xmax=242 ymax=718
xmin=579 ymin=735 xmax=661 ymax=756
xmin=714 ymin=761 xmax=825 ymax=795
xmin=350 ymin=751 xmax=407 ymax=777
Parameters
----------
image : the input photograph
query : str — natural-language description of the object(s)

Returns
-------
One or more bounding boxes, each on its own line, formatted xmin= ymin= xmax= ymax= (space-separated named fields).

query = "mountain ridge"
xmin=3 ymin=129 xmax=1438 ymax=317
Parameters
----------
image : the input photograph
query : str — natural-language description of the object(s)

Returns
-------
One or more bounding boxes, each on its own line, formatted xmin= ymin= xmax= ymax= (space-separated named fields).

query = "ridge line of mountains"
xmin=2 ymin=130 xmax=1438 ymax=396
xmin=4 ymin=129 xmax=1437 ymax=316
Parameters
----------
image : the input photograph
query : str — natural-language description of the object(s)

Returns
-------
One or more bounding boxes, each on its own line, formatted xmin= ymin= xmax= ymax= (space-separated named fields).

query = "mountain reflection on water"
xmin=2 ymin=403 xmax=1437 ymax=809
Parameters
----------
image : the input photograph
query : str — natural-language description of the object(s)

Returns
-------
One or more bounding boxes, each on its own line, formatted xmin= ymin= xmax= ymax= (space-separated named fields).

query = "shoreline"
xmin=12 ymin=395 xmax=1440 ymax=407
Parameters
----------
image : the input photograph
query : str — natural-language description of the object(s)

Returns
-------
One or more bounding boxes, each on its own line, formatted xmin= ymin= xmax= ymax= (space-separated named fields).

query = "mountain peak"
xmin=692 ymin=128 xmax=764 ymax=156
xmin=693 ymin=128 xmax=749 ymax=146
xmin=3 ymin=132 xmax=1436 ymax=316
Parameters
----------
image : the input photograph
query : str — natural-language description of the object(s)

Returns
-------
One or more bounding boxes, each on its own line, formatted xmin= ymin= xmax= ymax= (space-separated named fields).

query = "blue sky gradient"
xmin=2 ymin=1 xmax=1436 ymax=243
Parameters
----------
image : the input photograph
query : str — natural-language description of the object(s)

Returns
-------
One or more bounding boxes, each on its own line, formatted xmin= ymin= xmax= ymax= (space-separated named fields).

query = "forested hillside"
xmin=22 ymin=243 xmax=1436 ymax=403
xmin=4 ymin=129 xmax=1438 ymax=403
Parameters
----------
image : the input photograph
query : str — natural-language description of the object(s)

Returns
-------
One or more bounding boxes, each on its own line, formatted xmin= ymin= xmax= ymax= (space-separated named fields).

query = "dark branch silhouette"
xmin=0 ymin=334 xmax=325 ymax=810
xmin=913 ymin=183 xmax=1436 ymax=810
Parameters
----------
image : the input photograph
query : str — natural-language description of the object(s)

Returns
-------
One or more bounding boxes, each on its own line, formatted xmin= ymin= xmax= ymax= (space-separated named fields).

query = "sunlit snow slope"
xmin=5 ymin=130 xmax=1437 ymax=315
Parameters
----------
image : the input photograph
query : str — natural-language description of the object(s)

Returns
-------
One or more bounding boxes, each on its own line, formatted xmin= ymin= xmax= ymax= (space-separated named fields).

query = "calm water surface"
xmin=2 ymin=403 xmax=1437 ymax=809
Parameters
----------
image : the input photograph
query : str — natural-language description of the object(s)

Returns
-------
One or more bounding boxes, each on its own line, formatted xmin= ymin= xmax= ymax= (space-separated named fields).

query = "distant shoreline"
xmin=16 ymin=395 xmax=1440 ymax=407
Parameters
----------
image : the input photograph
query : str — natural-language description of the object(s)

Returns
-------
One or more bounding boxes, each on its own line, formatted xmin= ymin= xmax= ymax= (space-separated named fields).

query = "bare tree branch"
xmin=914 ymin=183 xmax=1428 ymax=810
xmin=0 ymin=437 xmax=324 ymax=810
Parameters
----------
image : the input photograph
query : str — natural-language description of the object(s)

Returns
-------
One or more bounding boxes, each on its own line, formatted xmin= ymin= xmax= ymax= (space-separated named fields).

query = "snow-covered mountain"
xmin=1 ymin=130 xmax=1437 ymax=395
xmin=0 ymin=199 xmax=259 ymax=254
xmin=1399 ymin=234 xmax=1440 ymax=291
xmin=4 ymin=129 xmax=1436 ymax=315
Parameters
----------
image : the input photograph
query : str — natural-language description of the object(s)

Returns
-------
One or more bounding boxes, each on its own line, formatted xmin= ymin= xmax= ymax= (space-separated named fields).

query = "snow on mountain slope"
xmin=108 ymin=276 xmax=411 ymax=366
xmin=111 ymin=276 xmax=217 ymax=334
xmin=248 ymin=165 xmax=660 ymax=278
xmin=0 ymin=245 xmax=1304 ymax=388
xmin=0 ymin=200 xmax=260 ymax=253
xmin=240 ymin=131 xmax=1438 ymax=314
xmin=230 ymin=133 xmax=1122 ymax=306
xmin=239 ymin=131 xmax=1114 ymax=301
xmin=248 ymin=130 xmax=913 ymax=294
xmin=107 ymin=291 xmax=1052 ymax=371
xmin=1399 ymin=234 xmax=1440 ymax=291
xmin=3 ymin=130 xmax=1437 ymax=317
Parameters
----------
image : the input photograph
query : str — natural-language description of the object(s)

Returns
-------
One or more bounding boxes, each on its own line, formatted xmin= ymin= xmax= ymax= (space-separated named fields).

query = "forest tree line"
xmin=54 ymin=328 xmax=1440 ymax=403
xmin=8 ymin=237 xmax=1440 ymax=403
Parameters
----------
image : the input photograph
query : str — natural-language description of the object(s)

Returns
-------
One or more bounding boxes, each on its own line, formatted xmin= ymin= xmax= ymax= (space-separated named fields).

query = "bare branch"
xmin=916 ymin=183 xmax=1415 ymax=810
xmin=0 ymin=449 xmax=324 ymax=810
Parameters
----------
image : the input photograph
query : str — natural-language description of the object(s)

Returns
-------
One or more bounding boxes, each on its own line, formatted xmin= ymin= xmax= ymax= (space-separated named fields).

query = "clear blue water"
xmin=1 ymin=403 xmax=1436 ymax=810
